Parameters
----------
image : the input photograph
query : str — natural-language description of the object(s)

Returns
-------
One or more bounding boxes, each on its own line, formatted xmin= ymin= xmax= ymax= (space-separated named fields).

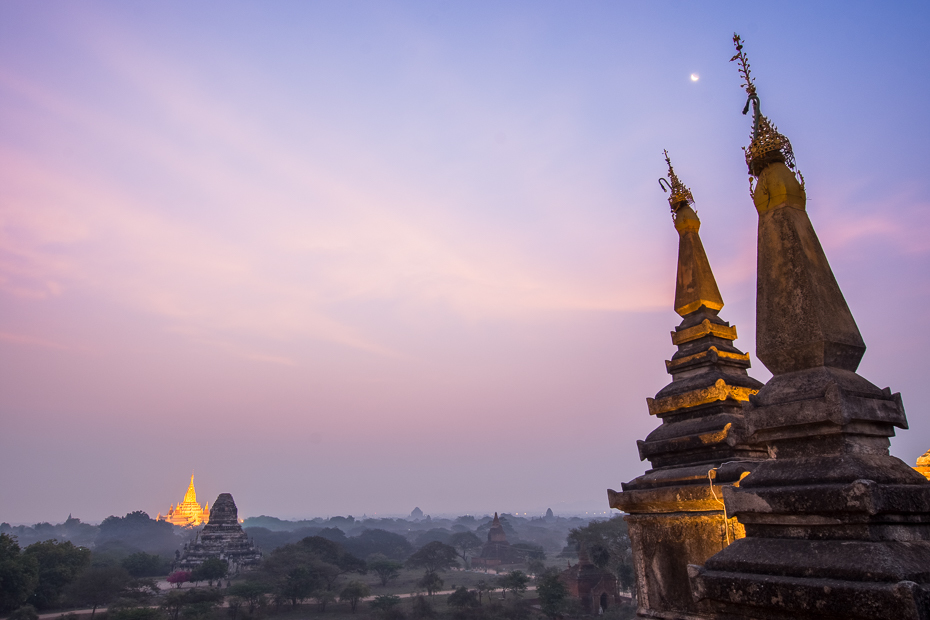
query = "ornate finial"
xmin=730 ymin=34 xmax=799 ymax=182
xmin=730 ymin=34 xmax=756 ymax=101
xmin=658 ymin=150 xmax=695 ymax=218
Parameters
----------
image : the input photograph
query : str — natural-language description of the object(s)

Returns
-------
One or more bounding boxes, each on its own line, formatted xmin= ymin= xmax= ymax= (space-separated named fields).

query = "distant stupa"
xmin=157 ymin=474 xmax=210 ymax=527
xmin=472 ymin=513 xmax=520 ymax=568
xmin=410 ymin=507 xmax=424 ymax=519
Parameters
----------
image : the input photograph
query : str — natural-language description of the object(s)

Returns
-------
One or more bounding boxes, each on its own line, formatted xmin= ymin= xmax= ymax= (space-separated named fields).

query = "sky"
xmin=1 ymin=2 xmax=929 ymax=525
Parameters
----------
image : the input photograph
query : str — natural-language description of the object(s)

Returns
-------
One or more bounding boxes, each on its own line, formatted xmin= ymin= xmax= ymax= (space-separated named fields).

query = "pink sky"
xmin=1 ymin=2 xmax=929 ymax=523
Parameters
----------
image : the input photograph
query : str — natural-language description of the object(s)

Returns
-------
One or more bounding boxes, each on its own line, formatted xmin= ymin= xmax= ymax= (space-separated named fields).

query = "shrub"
xmin=8 ymin=605 xmax=39 ymax=620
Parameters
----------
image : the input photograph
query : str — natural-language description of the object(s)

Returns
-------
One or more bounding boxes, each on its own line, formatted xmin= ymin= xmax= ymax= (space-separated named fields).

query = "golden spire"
xmin=658 ymin=150 xmax=695 ymax=218
xmin=183 ymin=474 xmax=197 ymax=504
xmin=658 ymin=153 xmax=724 ymax=316
xmin=731 ymin=34 xmax=799 ymax=180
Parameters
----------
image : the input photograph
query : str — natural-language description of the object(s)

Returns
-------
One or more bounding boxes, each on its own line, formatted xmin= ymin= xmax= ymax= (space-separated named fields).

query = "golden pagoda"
xmin=917 ymin=450 xmax=930 ymax=481
xmin=157 ymin=474 xmax=210 ymax=526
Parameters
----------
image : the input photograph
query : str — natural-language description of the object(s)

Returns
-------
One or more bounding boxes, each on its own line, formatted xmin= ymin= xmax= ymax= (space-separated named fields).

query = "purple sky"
xmin=1 ymin=2 xmax=929 ymax=524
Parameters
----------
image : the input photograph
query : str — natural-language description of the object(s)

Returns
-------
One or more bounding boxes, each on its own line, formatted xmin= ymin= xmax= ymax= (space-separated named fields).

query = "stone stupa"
xmin=687 ymin=35 xmax=930 ymax=620
xmin=471 ymin=513 xmax=520 ymax=568
xmin=176 ymin=493 xmax=261 ymax=573
xmin=608 ymin=152 xmax=767 ymax=618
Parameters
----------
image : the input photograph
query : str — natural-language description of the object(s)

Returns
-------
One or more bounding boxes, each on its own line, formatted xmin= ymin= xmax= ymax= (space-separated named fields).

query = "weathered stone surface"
xmin=689 ymin=563 xmax=930 ymax=620
xmin=176 ymin=493 xmax=262 ymax=573
xmin=754 ymin=164 xmax=865 ymax=375
xmin=627 ymin=512 xmax=743 ymax=618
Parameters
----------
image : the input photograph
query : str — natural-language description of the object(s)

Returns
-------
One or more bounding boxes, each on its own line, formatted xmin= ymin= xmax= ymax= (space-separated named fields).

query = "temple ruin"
xmin=471 ymin=513 xmax=521 ymax=569
xmin=559 ymin=546 xmax=621 ymax=614
xmin=176 ymin=493 xmax=261 ymax=573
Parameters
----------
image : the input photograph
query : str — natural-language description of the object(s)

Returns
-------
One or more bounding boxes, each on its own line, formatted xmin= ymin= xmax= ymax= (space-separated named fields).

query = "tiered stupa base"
xmin=688 ymin=369 xmax=930 ymax=620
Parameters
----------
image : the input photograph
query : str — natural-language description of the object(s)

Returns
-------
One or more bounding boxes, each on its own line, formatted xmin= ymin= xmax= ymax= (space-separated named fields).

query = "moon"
xmin=690 ymin=73 xmax=700 ymax=82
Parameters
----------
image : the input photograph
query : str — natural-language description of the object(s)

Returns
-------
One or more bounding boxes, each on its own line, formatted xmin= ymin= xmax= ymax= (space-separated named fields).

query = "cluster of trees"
xmin=243 ymin=512 xmax=589 ymax=559
xmin=0 ymin=528 xmax=184 ymax=619
xmin=0 ymin=532 xmax=169 ymax=620
xmin=1 ymin=533 xmax=90 ymax=614
xmin=2 ymin=512 xmax=185 ymax=558
xmin=226 ymin=535 xmax=368 ymax=612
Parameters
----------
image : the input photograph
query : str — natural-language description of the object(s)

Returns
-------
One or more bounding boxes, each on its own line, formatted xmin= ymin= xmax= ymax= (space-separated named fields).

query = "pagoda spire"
xmin=730 ymin=34 xmax=864 ymax=374
xmin=183 ymin=474 xmax=197 ymax=504
xmin=660 ymin=150 xmax=724 ymax=317
xmin=607 ymin=154 xmax=767 ymax=618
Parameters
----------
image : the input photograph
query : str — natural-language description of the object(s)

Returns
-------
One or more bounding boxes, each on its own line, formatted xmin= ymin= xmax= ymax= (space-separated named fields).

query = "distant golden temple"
xmin=917 ymin=450 xmax=930 ymax=481
xmin=157 ymin=475 xmax=210 ymax=526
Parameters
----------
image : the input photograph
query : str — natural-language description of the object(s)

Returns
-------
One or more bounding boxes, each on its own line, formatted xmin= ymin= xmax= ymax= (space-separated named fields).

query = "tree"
xmin=161 ymin=589 xmax=188 ymax=620
xmin=298 ymin=537 xmax=365 ymax=590
xmin=160 ymin=588 xmax=224 ymax=620
xmin=367 ymin=554 xmax=402 ymax=587
xmin=108 ymin=608 xmax=162 ymax=620
xmin=526 ymin=558 xmax=546 ymax=577
xmin=411 ymin=595 xmax=435 ymax=619
xmin=339 ymin=580 xmax=370 ymax=613
xmin=120 ymin=552 xmax=168 ymax=578
xmin=474 ymin=580 xmax=492 ymax=604
xmin=446 ymin=587 xmax=479 ymax=610
xmin=498 ymin=571 xmax=529 ymax=598
xmin=343 ymin=530 xmax=412 ymax=561
xmin=23 ymin=539 xmax=91 ymax=610
xmin=448 ymin=533 xmax=482 ymax=568
xmin=510 ymin=543 xmax=545 ymax=562
xmin=166 ymin=570 xmax=192 ymax=588
xmin=178 ymin=588 xmax=223 ymax=620
xmin=280 ymin=566 xmax=318 ymax=607
xmin=536 ymin=569 xmax=568 ymax=619
xmin=95 ymin=512 xmax=180 ymax=556
xmin=119 ymin=577 xmax=159 ymax=606
xmin=0 ymin=533 xmax=39 ymax=614
xmin=405 ymin=542 xmax=458 ymax=574
xmin=65 ymin=565 xmax=131 ymax=618
xmin=416 ymin=571 xmax=444 ymax=596
xmin=191 ymin=558 xmax=227 ymax=587
xmin=7 ymin=605 xmax=39 ymax=620
xmin=228 ymin=581 xmax=268 ymax=614
xmin=310 ymin=589 xmax=336 ymax=612
xmin=369 ymin=594 xmax=401 ymax=613
xmin=567 ymin=516 xmax=634 ymax=593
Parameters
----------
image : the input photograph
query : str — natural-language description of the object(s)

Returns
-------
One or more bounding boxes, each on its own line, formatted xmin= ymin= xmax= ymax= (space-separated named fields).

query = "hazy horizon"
xmin=2 ymin=2 xmax=929 ymax=525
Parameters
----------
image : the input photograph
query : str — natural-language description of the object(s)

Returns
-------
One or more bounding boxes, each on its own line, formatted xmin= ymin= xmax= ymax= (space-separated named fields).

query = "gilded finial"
xmin=658 ymin=150 xmax=695 ymax=219
xmin=730 ymin=34 xmax=800 ymax=184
